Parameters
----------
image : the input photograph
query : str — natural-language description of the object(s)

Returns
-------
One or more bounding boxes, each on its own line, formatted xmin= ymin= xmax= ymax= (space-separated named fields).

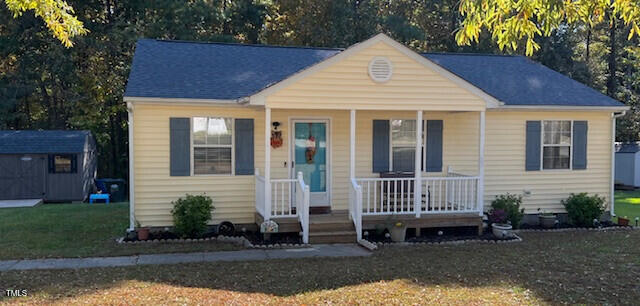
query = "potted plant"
xmin=388 ymin=221 xmax=407 ymax=242
xmin=136 ymin=220 xmax=150 ymax=241
xmin=489 ymin=209 xmax=513 ymax=239
xmin=618 ymin=216 xmax=630 ymax=226
xmin=538 ymin=209 xmax=557 ymax=229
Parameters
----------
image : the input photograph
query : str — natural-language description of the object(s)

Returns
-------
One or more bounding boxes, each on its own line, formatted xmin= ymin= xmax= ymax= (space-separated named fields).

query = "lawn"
xmin=615 ymin=190 xmax=640 ymax=225
xmin=0 ymin=203 xmax=242 ymax=260
xmin=1 ymin=231 xmax=638 ymax=305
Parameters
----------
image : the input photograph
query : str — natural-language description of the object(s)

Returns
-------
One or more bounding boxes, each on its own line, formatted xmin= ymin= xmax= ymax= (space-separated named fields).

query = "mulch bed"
xmin=365 ymin=226 xmax=521 ymax=243
xmin=518 ymin=220 xmax=630 ymax=231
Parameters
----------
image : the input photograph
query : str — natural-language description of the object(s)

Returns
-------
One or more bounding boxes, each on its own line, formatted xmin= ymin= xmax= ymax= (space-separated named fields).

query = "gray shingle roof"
xmin=125 ymin=39 xmax=623 ymax=107
xmin=422 ymin=53 xmax=622 ymax=107
xmin=125 ymin=39 xmax=341 ymax=100
xmin=0 ymin=130 xmax=91 ymax=154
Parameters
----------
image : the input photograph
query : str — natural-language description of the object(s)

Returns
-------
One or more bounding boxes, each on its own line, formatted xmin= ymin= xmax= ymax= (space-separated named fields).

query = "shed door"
xmin=0 ymin=155 xmax=46 ymax=200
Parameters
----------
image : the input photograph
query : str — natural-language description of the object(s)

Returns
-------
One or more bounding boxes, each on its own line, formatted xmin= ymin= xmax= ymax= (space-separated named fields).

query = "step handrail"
xmin=296 ymin=172 xmax=310 ymax=244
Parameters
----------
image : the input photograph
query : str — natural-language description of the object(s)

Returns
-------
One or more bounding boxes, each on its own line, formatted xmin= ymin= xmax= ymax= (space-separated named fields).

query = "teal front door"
xmin=292 ymin=120 xmax=329 ymax=206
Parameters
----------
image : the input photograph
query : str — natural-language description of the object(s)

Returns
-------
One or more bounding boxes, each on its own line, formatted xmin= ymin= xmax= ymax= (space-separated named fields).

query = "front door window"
xmin=294 ymin=122 xmax=328 ymax=204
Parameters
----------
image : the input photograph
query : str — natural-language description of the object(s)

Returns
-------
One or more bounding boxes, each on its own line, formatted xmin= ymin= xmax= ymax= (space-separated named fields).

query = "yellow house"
xmin=124 ymin=34 xmax=628 ymax=243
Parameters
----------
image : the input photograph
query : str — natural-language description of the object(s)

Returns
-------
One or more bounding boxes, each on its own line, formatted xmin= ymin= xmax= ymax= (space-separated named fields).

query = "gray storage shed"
xmin=0 ymin=130 xmax=97 ymax=201
xmin=615 ymin=142 xmax=640 ymax=187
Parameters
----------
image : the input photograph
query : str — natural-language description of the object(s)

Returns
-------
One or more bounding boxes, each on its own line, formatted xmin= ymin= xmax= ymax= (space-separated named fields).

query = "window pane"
xmin=206 ymin=118 xmax=232 ymax=145
xmin=392 ymin=147 xmax=415 ymax=172
xmin=543 ymin=146 xmax=570 ymax=169
xmin=544 ymin=120 xmax=571 ymax=145
xmin=54 ymin=155 xmax=72 ymax=173
xmin=391 ymin=120 xmax=416 ymax=147
xmin=194 ymin=148 xmax=232 ymax=174
xmin=193 ymin=117 xmax=207 ymax=145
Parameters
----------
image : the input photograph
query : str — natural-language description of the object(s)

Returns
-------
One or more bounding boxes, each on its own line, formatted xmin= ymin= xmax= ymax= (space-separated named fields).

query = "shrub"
xmin=490 ymin=193 xmax=525 ymax=228
xmin=171 ymin=194 xmax=214 ymax=238
xmin=562 ymin=193 xmax=605 ymax=227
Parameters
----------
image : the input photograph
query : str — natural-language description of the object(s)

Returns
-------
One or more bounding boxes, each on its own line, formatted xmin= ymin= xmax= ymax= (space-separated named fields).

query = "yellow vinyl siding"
xmin=133 ymin=104 xmax=613 ymax=226
xmin=265 ymin=42 xmax=486 ymax=111
xmin=484 ymin=111 xmax=613 ymax=213
xmin=133 ymin=104 xmax=265 ymax=227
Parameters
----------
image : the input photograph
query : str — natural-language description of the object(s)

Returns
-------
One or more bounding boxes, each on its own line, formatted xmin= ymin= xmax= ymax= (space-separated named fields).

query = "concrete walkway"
xmin=0 ymin=244 xmax=371 ymax=272
xmin=0 ymin=199 xmax=42 ymax=208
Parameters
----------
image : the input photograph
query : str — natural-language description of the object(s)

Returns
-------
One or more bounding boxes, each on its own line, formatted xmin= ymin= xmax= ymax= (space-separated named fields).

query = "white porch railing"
xmin=356 ymin=177 xmax=417 ymax=215
xmin=421 ymin=175 xmax=479 ymax=213
xmin=255 ymin=169 xmax=309 ymax=244
xmin=255 ymin=169 xmax=266 ymax=217
xmin=356 ymin=174 xmax=480 ymax=216
xmin=349 ymin=178 xmax=363 ymax=241
xmin=296 ymin=172 xmax=310 ymax=244
xmin=270 ymin=178 xmax=298 ymax=217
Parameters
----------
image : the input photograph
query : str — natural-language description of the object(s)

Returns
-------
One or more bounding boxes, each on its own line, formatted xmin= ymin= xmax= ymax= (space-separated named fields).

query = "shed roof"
xmin=616 ymin=142 xmax=640 ymax=153
xmin=0 ymin=130 xmax=92 ymax=154
xmin=124 ymin=38 xmax=624 ymax=108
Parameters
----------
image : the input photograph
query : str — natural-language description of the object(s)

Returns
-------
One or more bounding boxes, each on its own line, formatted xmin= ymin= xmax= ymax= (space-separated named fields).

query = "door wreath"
xmin=305 ymin=123 xmax=316 ymax=163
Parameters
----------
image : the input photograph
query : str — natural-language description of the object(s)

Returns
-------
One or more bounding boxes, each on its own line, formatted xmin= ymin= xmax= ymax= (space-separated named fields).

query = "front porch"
xmin=254 ymin=108 xmax=486 ymax=244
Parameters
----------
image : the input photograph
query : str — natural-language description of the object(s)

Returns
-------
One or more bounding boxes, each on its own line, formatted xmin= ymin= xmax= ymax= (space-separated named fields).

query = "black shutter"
xmin=425 ymin=120 xmax=443 ymax=172
xmin=572 ymin=121 xmax=588 ymax=170
xmin=525 ymin=121 xmax=541 ymax=171
xmin=170 ymin=118 xmax=191 ymax=176
xmin=70 ymin=154 xmax=78 ymax=173
xmin=372 ymin=120 xmax=390 ymax=172
xmin=48 ymin=155 xmax=55 ymax=173
xmin=235 ymin=119 xmax=254 ymax=175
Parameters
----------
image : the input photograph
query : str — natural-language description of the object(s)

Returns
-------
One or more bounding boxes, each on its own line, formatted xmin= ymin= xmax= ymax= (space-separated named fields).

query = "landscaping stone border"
xmin=116 ymin=235 xmax=312 ymax=249
xmin=514 ymin=225 xmax=639 ymax=233
xmin=367 ymin=233 xmax=523 ymax=248
xmin=117 ymin=235 xmax=252 ymax=247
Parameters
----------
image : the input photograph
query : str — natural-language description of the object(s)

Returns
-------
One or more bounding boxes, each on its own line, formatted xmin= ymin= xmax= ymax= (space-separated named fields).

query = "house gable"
xmin=252 ymin=34 xmax=500 ymax=111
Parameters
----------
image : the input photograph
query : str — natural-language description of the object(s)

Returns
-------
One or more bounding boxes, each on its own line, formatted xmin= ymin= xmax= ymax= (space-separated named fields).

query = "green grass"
xmin=1 ymin=231 xmax=639 ymax=305
xmin=0 ymin=203 xmax=242 ymax=260
xmin=614 ymin=190 xmax=640 ymax=225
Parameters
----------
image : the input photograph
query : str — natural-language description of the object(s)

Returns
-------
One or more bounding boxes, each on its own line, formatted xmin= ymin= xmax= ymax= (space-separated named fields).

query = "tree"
xmin=456 ymin=0 xmax=640 ymax=55
xmin=4 ymin=0 xmax=87 ymax=46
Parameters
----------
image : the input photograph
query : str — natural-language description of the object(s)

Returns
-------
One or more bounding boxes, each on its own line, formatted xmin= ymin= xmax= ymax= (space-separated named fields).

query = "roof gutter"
xmin=611 ymin=110 xmax=627 ymax=218
xmin=123 ymin=96 xmax=251 ymax=105
xmin=493 ymin=105 xmax=630 ymax=112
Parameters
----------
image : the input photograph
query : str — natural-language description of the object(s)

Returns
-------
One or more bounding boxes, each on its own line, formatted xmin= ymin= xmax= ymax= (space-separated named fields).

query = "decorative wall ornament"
xmin=270 ymin=122 xmax=283 ymax=149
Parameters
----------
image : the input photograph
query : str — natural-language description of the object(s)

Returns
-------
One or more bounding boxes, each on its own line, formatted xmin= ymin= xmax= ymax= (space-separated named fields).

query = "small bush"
xmin=562 ymin=193 xmax=605 ymax=227
xmin=171 ymin=194 xmax=214 ymax=238
xmin=490 ymin=193 xmax=524 ymax=228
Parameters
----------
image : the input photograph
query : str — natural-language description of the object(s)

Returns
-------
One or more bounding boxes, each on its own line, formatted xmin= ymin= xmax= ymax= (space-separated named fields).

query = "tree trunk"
xmin=607 ymin=15 xmax=617 ymax=97
xmin=585 ymin=26 xmax=591 ymax=63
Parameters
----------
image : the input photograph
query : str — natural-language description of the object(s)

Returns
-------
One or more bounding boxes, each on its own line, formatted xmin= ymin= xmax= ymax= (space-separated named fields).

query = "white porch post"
xmin=477 ymin=111 xmax=486 ymax=216
xmin=414 ymin=110 xmax=423 ymax=217
xmin=350 ymin=110 xmax=356 ymax=179
xmin=264 ymin=107 xmax=272 ymax=220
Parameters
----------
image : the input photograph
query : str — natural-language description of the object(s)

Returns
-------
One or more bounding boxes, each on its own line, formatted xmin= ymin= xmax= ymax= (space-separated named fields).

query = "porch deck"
xmin=256 ymin=209 xmax=483 ymax=243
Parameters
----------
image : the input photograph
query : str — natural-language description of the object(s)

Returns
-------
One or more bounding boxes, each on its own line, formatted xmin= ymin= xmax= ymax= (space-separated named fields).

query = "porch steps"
xmin=308 ymin=230 xmax=357 ymax=244
xmin=308 ymin=211 xmax=357 ymax=244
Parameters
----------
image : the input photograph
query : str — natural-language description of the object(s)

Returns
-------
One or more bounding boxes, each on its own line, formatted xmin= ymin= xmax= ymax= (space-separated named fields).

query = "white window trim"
xmin=190 ymin=117 xmax=235 ymax=176
xmin=540 ymin=120 xmax=573 ymax=171
xmin=388 ymin=119 xmax=426 ymax=172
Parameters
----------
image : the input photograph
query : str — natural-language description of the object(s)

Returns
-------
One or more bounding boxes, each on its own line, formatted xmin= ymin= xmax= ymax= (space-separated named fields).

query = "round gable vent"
xmin=368 ymin=57 xmax=393 ymax=83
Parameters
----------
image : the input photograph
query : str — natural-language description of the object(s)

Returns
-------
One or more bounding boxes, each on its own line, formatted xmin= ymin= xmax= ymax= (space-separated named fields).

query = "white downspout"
xmin=611 ymin=111 xmax=626 ymax=217
xmin=127 ymin=102 xmax=135 ymax=231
